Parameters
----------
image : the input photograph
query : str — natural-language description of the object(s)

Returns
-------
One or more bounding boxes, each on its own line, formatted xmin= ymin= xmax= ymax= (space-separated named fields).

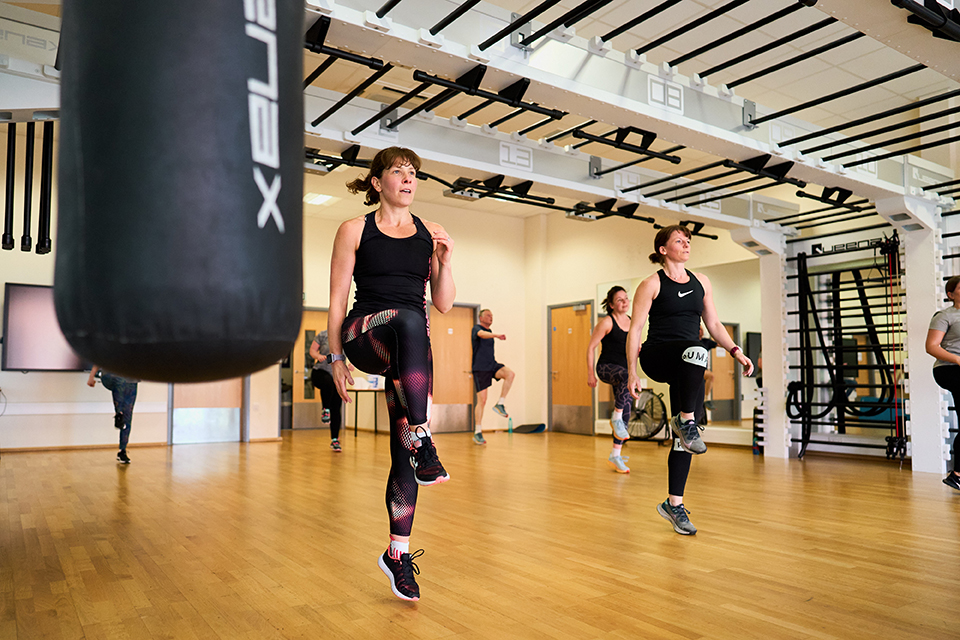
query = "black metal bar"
xmin=891 ymin=0 xmax=960 ymax=40
xmin=571 ymin=129 xmax=682 ymax=164
xmin=642 ymin=168 xmax=742 ymax=198
xmin=387 ymin=88 xmax=459 ymax=130
xmin=376 ymin=0 xmax=402 ymax=18
xmin=411 ymin=70 xmax=565 ymax=120
xmin=928 ymin=177 xmax=960 ymax=191
xmin=795 ymin=190 xmax=866 ymax=212
xmin=724 ymin=158 xmax=805 ymax=188
xmin=546 ymin=119 xmax=595 ymax=143
xmin=843 ymin=132 xmax=960 ymax=168
xmin=778 ymin=88 xmax=960 ymax=147
xmin=636 ymin=0 xmax=750 ymax=56
xmin=520 ymin=0 xmax=613 ymax=46
xmin=572 ymin=127 xmax=616 ymax=149
xmin=823 ymin=119 xmax=956 ymax=162
xmin=831 ymin=272 xmax=846 ymax=433
xmin=751 ymin=64 xmax=926 ymax=125
xmin=670 ymin=1 xmax=808 ymax=67
xmin=793 ymin=211 xmax=878 ymax=230
xmin=941 ymin=209 xmax=960 ymax=218
xmin=478 ymin=0 xmax=563 ymax=51
xmin=785 ymin=222 xmax=891 ymax=244
xmin=430 ymin=0 xmax=481 ymax=35
xmin=939 ymin=186 xmax=960 ymax=197
xmin=458 ymin=99 xmax=495 ymax=120
xmin=594 ymin=146 xmax=685 ymax=177
xmin=766 ymin=200 xmax=872 ymax=223
xmin=489 ymin=107 xmax=526 ymax=128
xmin=700 ymin=17 xmax=837 ymax=78
xmin=727 ymin=32 xmax=866 ymax=90
xmin=790 ymin=438 xmax=890 ymax=450
xmin=620 ymin=160 xmax=726 ymax=195
xmin=303 ymin=56 xmax=337 ymax=90
xmin=786 ymin=206 xmax=878 ymax=227
xmin=663 ymin=175 xmax=762 ymax=203
xmin=690 ymin=180 xmax=788 ymax=206
xmin=600 ymin=0 xmax=682 ymax=42
xmin=20 ymin=121 xmax=34 ymax=252
xmin=311 ymin=64 xmax=394 ymax=127
xmin=519 ymin=115 xmax=559 ymax=137
xmin=351 ymin=82 xmax=431 ymax=136
xmin=304 ymin=20 xmax=385 ymax=71
xmin=801 ymin=104 xmax=960 ymax=155
xmin=36 ymin=121 xmax=53 ymax=255
xmin=2 ymin=123 xmax=15 ymax=250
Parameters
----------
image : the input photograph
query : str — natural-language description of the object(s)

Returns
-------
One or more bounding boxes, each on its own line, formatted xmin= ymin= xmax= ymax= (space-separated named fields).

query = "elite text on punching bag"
xmin=55 ymin=1 xmax=304 ymax=382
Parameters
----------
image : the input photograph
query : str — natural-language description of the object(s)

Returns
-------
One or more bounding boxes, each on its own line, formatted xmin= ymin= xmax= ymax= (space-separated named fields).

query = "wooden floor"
xmin=1 ymin=430 xmax=958 ymax=640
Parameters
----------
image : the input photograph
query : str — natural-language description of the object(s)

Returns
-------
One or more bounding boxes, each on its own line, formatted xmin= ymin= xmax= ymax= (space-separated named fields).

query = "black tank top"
xmin=348 ymin=212 xmax=433 ymax=319
xmin=597 ymin=315 xmax=629 ymax=368
xmin=645 ymin=270 xmax=704 ymax=344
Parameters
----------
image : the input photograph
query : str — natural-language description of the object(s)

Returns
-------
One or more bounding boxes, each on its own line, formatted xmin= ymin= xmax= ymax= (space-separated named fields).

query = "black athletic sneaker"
xmin=670 ymin=415 xmax=707 ymax=454
xmin=378 ymin=549 xmax=423 ymax=601
xmin=944 ymin=473 xmax=960 ymax=491
xmin=117 ymin=450 xmax=131 ymax=464
xmin=657 ymin=499 xmax=697 ymax=535
xmin=410 ymin=429 xmax=449 ymax=486
xmin=114 ymin=412 xmax=124 ymax=429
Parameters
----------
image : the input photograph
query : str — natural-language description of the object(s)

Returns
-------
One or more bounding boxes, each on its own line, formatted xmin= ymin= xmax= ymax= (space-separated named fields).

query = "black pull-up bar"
xmin=519 ymin=115 xmax=561 ymax=137
xmin=891 ymin=0 xmax=960 ymax=41
xmin=303 ymin=56 xmax=338 ymax=90
xmin=663 ymin=175 xmax=763 ymax=203
xmin=636 ymin=0 xmax=750 ymax=56
xmin=20 ymin=121 xmax=35 ymax=252
xmin=669 ymin=0 xmax=814 ymax=68
xmin=699 ymin=17 xmax=837 ymax=79
xmin=430 ymin=0 xmax=481 ymax=36
xmin=795 ymin=189 xmax=863 ymax=212
xmin=2 ymin=123 xmax=15 ymax=250
xmin=765 ymin=199 xmax=871 ymax=223
xmin=778 ymin=88 xmax=960 ymax=148
xmin=781 ymin=205 xmax=876 ymax=228
xmin=619 ymin=160 xmax=726 ymax=195
xmin=521 ymin=0 xmax=614 ymax=46
xmin=822 ymin=119 xmax=956 ymax=163
xmin=600 ymin=0 xmax=681 ymax=42
xmin=642 ymin=168 xmax=741 ymax=199
xmin=545 ymin=119 xmax=596 ymax=143
xmin=376 ymin=0 xmax=402 ymax=19
xmin=843 ymin=132 xmax=960 ymax=168
xmin=36 ymin=121 xmax=53 ymax=255
xmin=477 ymin=0 xmax=563 ymax=51
xmin=927 ymin=177 xmax=960 ymax=193
xmin=800 ymin=104 xmax=960 ymax=155
xmin=795 ymin=212 xmax=878 ymax=231
xmin=571 ymin=128 xmax=683 ymax=164
xmin=573 ymin=128 xmax=616 ymax=150
xmin=750 ymin=64 xmax=925 ymax=126
xmin=411 ymin=69 xmax=564 ymax=120
xmin=388 ymin=88 xmax=459 ymax=130
xmin=351 ymin=82 xmax=432 ymax=136
xmin=726 ymin=32 xmax=865 ymax=89
xmin=311 ymin=64 xmax=394 ymax=127
xmin=593 ymin=145 xmax=685 ymax=177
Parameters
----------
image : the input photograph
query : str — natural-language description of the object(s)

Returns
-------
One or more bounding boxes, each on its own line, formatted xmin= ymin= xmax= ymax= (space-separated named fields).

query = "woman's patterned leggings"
xmin=342 ymin=309 xmax=433 ymax=537
xmin=596 ymin=363 xmax=631 ymax=426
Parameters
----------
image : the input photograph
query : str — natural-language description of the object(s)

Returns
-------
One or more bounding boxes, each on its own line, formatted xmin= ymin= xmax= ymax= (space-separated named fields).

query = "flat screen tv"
xmin=2 ymin=283 xmax=87 ymax=372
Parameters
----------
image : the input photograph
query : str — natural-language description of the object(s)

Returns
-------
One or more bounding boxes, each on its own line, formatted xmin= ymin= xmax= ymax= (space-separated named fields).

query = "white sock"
xmin=389 ymin=539 xmax=409 ymax=559
xmin=611 ymin=443 xmax=623 ymax=456
xmin=475 ymin=424 xmax=483 ymax=434
xmin=498 ymin=398 xmax=506 ymax=406
xmin=612 ymin=409 xmax=623 ymax=422
xmin=412 ymin=426 xmax=431 ymax=446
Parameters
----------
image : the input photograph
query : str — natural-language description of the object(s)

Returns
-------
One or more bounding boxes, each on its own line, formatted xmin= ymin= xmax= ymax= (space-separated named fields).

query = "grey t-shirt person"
xmin=311 ymin=331 xmax=332 ymax=374
xmin=929 ymin=306 xmax=960 ymax=368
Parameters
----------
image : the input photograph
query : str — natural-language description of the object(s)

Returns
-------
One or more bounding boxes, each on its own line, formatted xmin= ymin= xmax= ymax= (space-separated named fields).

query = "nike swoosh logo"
xmin=678 ymin=291 xmax=693 ymax=298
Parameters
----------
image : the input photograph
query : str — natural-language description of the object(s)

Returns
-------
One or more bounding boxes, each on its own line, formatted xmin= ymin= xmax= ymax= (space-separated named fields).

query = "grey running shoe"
xmin=657 ymin=500 xmax=697 ymax=535
xmin=611 ymin=418 xmax=630 ymax=440
xmin=607 ymin=454 xmax=630 ymax=474
xmin=473 ymin=432 xmax=486 ymax=445
xmin=944 ymin=473 xmax=960 ymax=491
xmin=492 ymin=403 xmax=509 ymax=418
xmin=670 ymin=415 xmax=707 ymax=454
xmin=704 ymin=400 xmax=714 ymax=410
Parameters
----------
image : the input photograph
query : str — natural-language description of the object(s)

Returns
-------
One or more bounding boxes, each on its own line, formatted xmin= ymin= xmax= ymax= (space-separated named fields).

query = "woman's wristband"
xmin=730 ymin=346 xmax=741 ymax=356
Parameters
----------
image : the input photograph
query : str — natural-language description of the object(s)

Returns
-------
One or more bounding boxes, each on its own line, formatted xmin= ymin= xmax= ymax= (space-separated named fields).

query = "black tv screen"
xmin=2 ymin=283 xmax=87 ymax=372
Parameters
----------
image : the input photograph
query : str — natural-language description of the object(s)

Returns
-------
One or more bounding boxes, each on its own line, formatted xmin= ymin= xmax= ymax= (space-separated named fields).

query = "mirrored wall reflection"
xmin=303 ymin=329 xmax=316 ymax=400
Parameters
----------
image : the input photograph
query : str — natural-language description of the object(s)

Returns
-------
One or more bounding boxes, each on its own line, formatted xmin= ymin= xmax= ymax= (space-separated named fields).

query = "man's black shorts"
xmin=473 ymin=363 xmax=505 ymax=392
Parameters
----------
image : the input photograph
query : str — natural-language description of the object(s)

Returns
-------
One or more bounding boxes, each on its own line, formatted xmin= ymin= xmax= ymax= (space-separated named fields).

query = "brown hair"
xmin=602 ymin=286 xmax=626 ymax=314
xmin=947 ymin=275 xmax=960 ymax=295
xmin=345 ymin=147 xmax=422 ymax=206
xmin=648 ymin=225 xmax=692 ymax=265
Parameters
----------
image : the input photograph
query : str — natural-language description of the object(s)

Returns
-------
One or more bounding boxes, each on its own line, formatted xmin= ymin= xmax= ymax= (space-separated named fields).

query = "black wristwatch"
xmin=326 ymin=353 xmax=346 ymax=364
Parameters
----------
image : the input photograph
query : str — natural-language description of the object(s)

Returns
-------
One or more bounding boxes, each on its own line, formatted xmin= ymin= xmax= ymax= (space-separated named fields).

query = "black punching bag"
xmin=55 ymin=1 xmax=303 ymax=382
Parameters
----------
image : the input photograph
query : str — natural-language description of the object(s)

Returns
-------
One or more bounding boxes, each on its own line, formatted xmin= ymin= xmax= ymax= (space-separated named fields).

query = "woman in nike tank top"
xmin=587 ymin=286 xmax=633 ymax=473
xmin=328 ymin=147 xmax=456 ymax=602
xmin=626 ymin=225 xmax=753 ymax=535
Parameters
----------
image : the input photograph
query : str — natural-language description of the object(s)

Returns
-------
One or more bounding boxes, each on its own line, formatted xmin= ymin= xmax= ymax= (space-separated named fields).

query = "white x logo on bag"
xmin=254 ymin=167 xmax=284 ymax=233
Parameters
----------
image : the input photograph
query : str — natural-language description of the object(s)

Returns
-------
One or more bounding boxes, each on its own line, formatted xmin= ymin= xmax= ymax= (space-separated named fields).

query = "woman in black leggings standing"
xmin=328 ymin=147 xmax=455 ymax=602
xmin=627 ymin=225 xmax=752 ymax=535
xmin=925 ymin=274 xmax=960 ymax=491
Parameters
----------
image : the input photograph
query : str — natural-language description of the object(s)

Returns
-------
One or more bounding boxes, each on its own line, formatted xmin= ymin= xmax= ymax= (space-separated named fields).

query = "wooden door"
xmin=171 ymin=378 xmax=243 ymax=444
xmin=710 ymin=323 xmax=740 ymax=422
xmin=292 ymin=309 xmax=329 ymax=429
xmin=550 ymin=303 xmax=593 ymax=434
xmin=429 ymin=304 xmax=475 ymax=432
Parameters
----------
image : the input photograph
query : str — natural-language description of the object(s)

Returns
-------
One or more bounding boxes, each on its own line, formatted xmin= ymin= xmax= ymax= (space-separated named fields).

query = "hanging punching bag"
xmin=55 ymin=0 xmax=303 ymax=382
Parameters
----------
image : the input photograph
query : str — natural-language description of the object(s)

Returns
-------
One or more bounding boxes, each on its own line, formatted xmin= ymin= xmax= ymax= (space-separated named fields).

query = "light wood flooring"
xmin=1 ymin=430 xmax=958 ymax=639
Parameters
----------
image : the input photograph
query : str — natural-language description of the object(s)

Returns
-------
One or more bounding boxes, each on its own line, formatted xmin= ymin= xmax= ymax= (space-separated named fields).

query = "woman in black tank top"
xmin=587 ymin=286 xmax=634 ymax=473
xmin=625 ymin=225 xmax=753 ymax=536
xmin=327 ymin=147 xmax=456 ymax=602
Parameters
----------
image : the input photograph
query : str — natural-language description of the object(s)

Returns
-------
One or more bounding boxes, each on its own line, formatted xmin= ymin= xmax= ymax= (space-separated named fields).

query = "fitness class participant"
xmin=471 ymin=309 xmax=515 ymax=445
xmin=627 ymin=225 xmax=753 ymax=535
xmin=87 ymin=366 xmax=138 ymax=464
xmin=587 ymin=286 xmax=633 ymax=473
xmin=925 ymin=274 xmax=960 ymax=492
xmin=309 ymin=330 xmax=344 ymax=452
xmin=328 ymin=146 xmax=455 ymax=602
